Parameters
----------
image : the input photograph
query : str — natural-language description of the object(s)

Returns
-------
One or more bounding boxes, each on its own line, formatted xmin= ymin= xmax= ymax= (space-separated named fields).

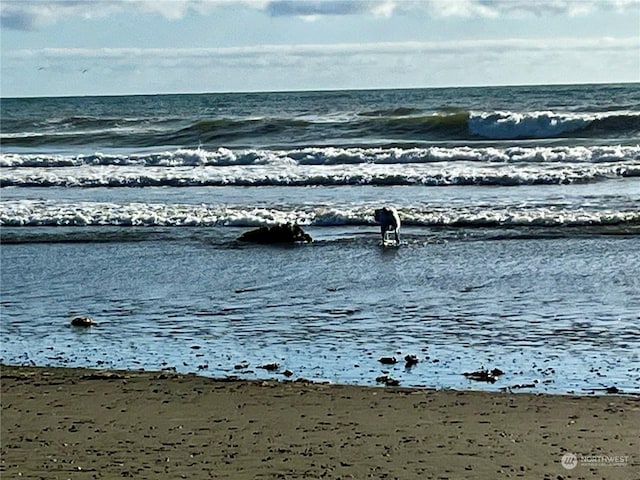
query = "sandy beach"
xmin=1 ymin=365 xmax=638 ymax=479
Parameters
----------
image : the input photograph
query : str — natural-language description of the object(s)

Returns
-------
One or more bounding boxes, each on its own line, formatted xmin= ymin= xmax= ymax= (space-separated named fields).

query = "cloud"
xmin=28 ymin=37 xmax=640 ymax=77
xmin=0 ymin=0 xmax=262 ymax=31
xmin=1 ymin=1 xmax=122 ymax=31
xmin=265 ymin=0 xmax=399 ymax=19
xmin=462 ymin=0 xmax=639 ymax=17
xmin=264 ymin=0 xmax=640 ymax=19
xmin=1 ymin=8 xmax=38 ymax=30
xmin=266 ymin=1 xmax=369 ymax=16
xmin=8 ymin=36 xmax=639 ymax=64
xmin=3 ymin=36 xmax=638 ymax=95
xmin=3 ymin=0 xmax=639 ymax=31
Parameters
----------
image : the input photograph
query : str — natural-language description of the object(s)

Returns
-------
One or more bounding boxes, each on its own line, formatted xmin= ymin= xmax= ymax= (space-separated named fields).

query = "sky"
xmin=1 ymin=0 xmax=639 ymax=97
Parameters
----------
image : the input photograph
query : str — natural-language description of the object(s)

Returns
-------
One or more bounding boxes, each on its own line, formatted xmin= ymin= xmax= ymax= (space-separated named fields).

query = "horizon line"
xmin=2 ymin=80 xmax=638 ymax=100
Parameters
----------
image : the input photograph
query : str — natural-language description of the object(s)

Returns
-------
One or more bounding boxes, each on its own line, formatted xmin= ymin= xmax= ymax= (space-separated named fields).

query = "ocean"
xmin=1 ymin=83 xmax=639 ymax=394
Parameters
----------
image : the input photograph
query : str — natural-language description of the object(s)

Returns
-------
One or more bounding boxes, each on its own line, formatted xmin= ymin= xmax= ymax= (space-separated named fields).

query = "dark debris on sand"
xmin=463 ymin=368 xmax=505 ymax=383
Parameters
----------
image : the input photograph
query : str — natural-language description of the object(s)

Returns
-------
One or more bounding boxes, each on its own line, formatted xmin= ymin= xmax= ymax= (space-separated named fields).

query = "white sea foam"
xmin=469 ymin=111 xmax=584 ymax=139
xmin=2 ymin=145 xmax=638 ymax=168
xmin=467 ymin=110 xmax=635 ymax=139
xmin=2 ymin=200 xmax=638 ymax=228
xmin=1 ymin=159 xmax=637 ymax=188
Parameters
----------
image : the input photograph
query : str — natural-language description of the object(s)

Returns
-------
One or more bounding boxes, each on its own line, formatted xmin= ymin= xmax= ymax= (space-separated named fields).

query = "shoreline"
xmin=2 ymin=365 xmax=638 ymax=479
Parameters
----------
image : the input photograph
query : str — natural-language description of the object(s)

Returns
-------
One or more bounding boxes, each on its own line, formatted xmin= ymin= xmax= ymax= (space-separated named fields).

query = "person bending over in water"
xmin=374 ymin=207 xmax=401 ymax=245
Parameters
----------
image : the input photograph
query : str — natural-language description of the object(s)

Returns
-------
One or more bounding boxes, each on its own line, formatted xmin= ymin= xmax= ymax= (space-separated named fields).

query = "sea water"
xmin=1 ymin=84 xmax=639 ymax=393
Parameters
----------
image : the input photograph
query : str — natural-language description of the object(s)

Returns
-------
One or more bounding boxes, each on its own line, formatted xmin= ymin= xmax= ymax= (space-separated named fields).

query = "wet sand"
xmin=1 ymin=365 xmax=638 ymax=479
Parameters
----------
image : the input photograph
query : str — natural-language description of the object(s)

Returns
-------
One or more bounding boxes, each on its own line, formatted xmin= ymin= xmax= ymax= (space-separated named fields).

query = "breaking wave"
xmin=2 ymin=145 xmax=638 ymax=168
xmin=1 ymin=161 xmax=638 ymax=188
xmin=1 ymin=110 xmax=638 ymax=148
xmin=2 ymin=200 xmax=638 ymax=229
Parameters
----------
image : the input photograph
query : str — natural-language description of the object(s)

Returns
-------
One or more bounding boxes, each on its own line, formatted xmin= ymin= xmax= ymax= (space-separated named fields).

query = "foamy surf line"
xmin=2 ymin=200 xmax=638 ymax=228
xmin=1 ymin=162 xmax=638 ymax=188
xmin=2 ymin=145 xmax=639 ymax=167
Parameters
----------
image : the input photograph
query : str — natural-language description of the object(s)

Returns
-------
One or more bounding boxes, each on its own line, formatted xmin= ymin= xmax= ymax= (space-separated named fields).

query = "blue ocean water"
xmin=1 ymin=84 xmax=639 ymax=393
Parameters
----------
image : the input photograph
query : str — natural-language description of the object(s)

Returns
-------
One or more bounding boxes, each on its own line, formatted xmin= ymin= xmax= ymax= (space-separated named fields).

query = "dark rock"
xmin=234 ymin=287 xmax=258 ymax=294
xmin=378 ymin=356 xmax=397 ymax=365
xmin=404 ymin=355 xmax=419 ymax=368
xmin=71 ymin=316 xmax=96 ymax=327
xmin=283 ymin=369 xmax=294 ymax=377
xmin=463 ymin=368 xmax=505 ymax=383
xmin=500 ymin=383 xmax=537 ymax=392
xmin=238 ymin=223 xmax=312 ymax=244
xmin=258 ymin=363 xmax=280 ymax=371
xmin=376 ymin=375 xmax=400 ymax=387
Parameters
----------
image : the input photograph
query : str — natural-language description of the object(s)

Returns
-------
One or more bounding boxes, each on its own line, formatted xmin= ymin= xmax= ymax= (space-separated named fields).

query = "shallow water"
xmin=2 ymin=225 xmax=639 ymax=394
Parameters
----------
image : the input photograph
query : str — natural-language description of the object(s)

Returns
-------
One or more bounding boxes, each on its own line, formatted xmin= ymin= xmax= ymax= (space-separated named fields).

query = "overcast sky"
xmin=1 ymin=0 xmax=639 ymax=97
